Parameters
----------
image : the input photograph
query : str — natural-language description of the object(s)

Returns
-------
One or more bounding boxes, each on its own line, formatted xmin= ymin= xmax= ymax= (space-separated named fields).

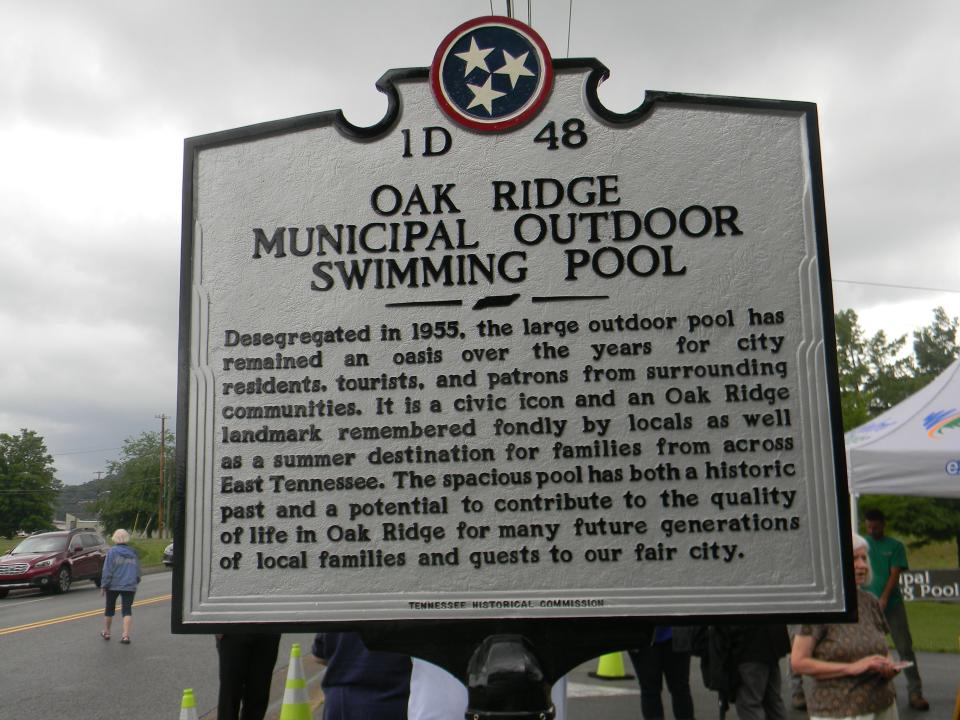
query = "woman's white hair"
xmin=112 ymin=528 xmax=131 ymax=544
xmin=852 ymin=532 xmax=873 ymax=586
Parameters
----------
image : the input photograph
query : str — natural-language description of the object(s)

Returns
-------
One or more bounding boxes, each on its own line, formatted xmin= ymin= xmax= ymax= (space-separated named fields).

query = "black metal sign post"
xmin=174 ymin=13 xmax=853 ymax=719
xmin=359 ymin=618 xmax=653 ymax=718
xmin=465 ymin=634 xmax=553 ymax=720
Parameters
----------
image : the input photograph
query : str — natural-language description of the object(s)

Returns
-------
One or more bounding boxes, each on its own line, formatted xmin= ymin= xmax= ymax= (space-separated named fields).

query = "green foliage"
xmin=94 ymin=430 xmax=174 ymax=538
xmin=834 ymin=309 xmax=872 ymax=430
xmin=859 ymin=495 xmax=960 ymax=566
xmin=834 ymin=309 xmax=917 ymax=430
xmin=858 ymin=495 xmax=959 ymax=543
xmin=0 ymin=430 xmax=62 ymax=537
xmin=128 ymin=537 xmax=170 ymax=567
xmin=839 ymin=307 xmax=960 ymax=565
xmin=835 ymin=305 xmax=958 ymax=431
xmin=912 ymin=306 xmax=959 ymax=383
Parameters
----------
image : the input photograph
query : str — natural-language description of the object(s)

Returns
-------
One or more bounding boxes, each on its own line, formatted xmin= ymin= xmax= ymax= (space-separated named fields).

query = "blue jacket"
xmin=312 ymin=632 xmax=411 ymax=719
xmin=101 ymin=544 xmax=141 ymax=592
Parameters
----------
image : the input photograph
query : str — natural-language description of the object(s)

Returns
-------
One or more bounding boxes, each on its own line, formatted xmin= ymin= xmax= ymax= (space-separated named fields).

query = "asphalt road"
xmin=0 ymin=571 xmax=318 ymax=719
xmin=564 ymin=650 xmax=960 ymax=720
xmin=2 ymin=571 xmax=956 ymax=719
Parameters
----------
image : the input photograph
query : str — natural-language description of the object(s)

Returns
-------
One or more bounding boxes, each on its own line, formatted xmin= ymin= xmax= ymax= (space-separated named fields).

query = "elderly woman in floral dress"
xmin=791 ymin=533 xmax=904 ymax=720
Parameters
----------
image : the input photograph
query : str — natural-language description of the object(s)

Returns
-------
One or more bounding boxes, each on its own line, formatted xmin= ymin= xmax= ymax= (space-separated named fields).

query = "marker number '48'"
xmin=534 ymin=119 xmax=588 ymax=150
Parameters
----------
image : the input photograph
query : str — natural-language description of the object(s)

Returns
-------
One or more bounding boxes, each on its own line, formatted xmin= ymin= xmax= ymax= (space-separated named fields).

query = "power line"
xmin=833 ymin=279 xmax=960 ymax=294
xmin=0 ymin=489 xmax=59 ymax=495
xmin=51 ymin=447 xmax=122 ymax=457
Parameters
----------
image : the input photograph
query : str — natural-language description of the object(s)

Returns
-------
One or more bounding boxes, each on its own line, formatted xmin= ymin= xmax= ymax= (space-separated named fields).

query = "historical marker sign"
xmin=174 ymin=18 xmax=853 ymax=629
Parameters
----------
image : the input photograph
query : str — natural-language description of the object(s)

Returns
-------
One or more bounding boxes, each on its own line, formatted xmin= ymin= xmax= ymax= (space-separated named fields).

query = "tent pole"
xmin=850 ymin=492 xmax=859 ymax=535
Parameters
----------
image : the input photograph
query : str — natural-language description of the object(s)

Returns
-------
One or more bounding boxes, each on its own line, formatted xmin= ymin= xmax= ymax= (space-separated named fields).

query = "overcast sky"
xmin=1 ymin=0 xmax=957 ymax=486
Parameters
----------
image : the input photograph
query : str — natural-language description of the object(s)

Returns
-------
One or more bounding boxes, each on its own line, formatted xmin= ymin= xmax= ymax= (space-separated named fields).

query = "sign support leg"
xmin=464 ymin=634 xmax=554 ymax=720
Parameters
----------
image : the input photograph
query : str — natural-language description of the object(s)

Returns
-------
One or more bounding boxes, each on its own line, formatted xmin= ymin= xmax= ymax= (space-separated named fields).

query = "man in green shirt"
xmin=864 ymin=508 xmax=929 ymax=711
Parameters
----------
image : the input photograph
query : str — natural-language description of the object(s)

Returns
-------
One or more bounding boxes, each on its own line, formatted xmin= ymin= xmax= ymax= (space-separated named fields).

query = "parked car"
xmin=163 ymin=542 xmax=174 ymax=567
xmin=0 ymin=529 xmax=109 ymax=598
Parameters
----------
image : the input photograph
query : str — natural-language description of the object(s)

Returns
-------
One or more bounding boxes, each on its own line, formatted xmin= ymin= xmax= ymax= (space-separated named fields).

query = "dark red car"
xmin=0 ymin=529 xmax=109 ymax=597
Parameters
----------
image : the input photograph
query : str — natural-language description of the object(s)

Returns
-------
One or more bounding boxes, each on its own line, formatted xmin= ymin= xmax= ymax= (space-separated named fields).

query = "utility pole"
xmin=157 ymin=413 xmax=168 ymax=538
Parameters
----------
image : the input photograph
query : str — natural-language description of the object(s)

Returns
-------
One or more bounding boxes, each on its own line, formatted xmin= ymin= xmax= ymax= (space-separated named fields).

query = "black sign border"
xmin=173 ymin=59 xmax=856 ymax=661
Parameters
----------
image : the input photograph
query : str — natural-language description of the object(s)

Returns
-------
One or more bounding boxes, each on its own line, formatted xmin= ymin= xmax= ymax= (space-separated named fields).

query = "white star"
xmin=493 ymin=50 xmax=535 ymax=88
xmin=455 ymin=37 xmax=494 ymax=75
xmin=465 ymin=76 xmax=506 ymax=114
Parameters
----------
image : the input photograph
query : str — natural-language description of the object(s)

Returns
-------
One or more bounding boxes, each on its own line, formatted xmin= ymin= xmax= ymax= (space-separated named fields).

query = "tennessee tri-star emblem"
xmin=431 ymin=16 xmax=553 ymax=132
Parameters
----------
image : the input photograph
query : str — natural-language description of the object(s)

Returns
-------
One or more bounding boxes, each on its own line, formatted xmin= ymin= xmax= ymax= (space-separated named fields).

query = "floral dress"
xmin=797 ymin=588 xmax=897 ymax=719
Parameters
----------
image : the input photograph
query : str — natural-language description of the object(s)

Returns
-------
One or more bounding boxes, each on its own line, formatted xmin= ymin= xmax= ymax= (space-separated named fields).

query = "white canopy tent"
xmin=845 ymin=358 xmax=960 ymax=498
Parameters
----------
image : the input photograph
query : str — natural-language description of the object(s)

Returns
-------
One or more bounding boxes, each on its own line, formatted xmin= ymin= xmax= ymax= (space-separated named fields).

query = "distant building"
xmin=54 ymin=513 xmax=102 ymax=532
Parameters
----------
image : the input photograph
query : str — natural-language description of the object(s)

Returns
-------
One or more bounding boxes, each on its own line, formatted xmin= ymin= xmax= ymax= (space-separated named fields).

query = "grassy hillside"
xmin=128 ymin=537 xmax=170 ymax=566
xmin=906 ymin=602 xmax=960 ymax=653
xmin=904 ymin=536 xmax=958 ymax=569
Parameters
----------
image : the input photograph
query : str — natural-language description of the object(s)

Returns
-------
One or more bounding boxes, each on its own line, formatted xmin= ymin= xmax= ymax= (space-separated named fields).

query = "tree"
xmin=834 ymin=309 xmax=871 ymax=430
xmin=94 ymin=430 xmax=174 ymax=538
xmin=912 ymin=306 xmax=959 ymax=383
xmin=859 ymin=495 xmax=960 ymax=566
xmin=840 ymin=306 xmax=960 ymax=565
xmin=0 ymin=429 xmax=62 ymax=537
xmin=834 ymin=309 xmax=915 ymax=431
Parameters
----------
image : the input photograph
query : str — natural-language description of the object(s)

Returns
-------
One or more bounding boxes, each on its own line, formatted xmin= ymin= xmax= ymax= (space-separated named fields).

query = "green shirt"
xmin=865 ymin=535 xmax=908 ymax=607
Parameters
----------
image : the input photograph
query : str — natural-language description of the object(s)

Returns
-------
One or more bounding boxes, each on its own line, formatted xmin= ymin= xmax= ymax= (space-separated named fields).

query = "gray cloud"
xmin=1 ymin=0 xmax=957 ymax=484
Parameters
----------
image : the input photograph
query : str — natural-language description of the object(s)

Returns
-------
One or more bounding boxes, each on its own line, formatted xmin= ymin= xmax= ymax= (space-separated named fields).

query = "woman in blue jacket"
xmin=100 ymin=528 xmax=141 ymax=644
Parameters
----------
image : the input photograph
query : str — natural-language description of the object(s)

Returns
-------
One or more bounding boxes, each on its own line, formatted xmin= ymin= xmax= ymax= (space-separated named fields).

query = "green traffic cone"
xmin=588 ymin=651 xmax=634 ymax=680
xmin=279 ymin=643 xmax=312 ymax=720
xmin=179 ymin=688 xmax=199 ymax=720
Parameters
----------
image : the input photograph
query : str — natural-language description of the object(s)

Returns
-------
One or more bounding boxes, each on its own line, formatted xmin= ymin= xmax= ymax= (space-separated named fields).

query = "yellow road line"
xmin=0 ymin=593 xmax=171 ymax=636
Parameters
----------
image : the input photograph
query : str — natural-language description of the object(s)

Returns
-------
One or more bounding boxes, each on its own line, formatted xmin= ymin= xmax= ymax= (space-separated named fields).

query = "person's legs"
xmin=102 ymin=590 xmax=119 ymax=637
xmin=884 ymin=602 xmax=922 ymax=696
xmin=760 ymin=662 xmax=787 ymax=720
xmin=661 ymin=647 xmax=694 ymax=720
xmin=734 ymin=661 xmax=769 ymax=720
xmin=119 ymin=591 xmax=134 ymax=641
xmin=239 ymin=634 xmax=281 ymax=720
xmin=218 ymin=634 xmax=251 ymax=720
xmin=628 ymin=646 xmax=666 ymax=719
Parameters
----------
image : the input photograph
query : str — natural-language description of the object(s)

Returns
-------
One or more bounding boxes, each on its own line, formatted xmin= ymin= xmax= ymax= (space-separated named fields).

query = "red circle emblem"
xmin=431 ymin=16 xmax=554 ymax=133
